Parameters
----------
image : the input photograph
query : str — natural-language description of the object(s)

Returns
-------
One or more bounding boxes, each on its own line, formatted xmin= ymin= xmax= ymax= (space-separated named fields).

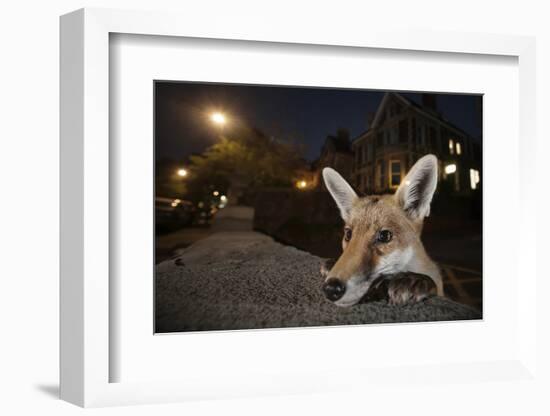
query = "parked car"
xmin=155 ymin=197 xmax=195 ymax=232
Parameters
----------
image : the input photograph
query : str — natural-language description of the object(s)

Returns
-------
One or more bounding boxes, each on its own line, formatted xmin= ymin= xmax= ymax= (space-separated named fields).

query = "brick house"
xmin=352 ymin=92 xmax=481 ymax=195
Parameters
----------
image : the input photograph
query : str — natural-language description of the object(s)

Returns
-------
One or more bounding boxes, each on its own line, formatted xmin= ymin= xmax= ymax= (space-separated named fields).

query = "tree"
xmin=186 ymin=126 xmax=304 ymax=202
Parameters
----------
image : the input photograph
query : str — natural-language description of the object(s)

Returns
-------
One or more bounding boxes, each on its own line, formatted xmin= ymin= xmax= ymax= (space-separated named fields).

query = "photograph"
xmin=154 ymin=82 xmax=483 ymax=333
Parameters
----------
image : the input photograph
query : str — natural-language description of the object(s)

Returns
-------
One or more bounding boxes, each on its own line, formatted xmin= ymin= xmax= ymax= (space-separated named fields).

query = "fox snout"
xmin=322 ymin=277 xmax=346 ymax=301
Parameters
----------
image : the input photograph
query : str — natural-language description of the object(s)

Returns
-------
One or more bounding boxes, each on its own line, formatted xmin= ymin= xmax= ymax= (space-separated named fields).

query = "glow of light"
xmin=210 ymin=112 xmax=226 ymax=125
xmin=456 ymin=142 xmax=462 ymax=155
xmin=445 ymin=164 xmax=457 ymax=174
xmin=213 ymin=191 xmax=220 ymax=196
xmin=173 ymin=199 xmax=181 ymax=204
xmin=470 ymin=168 xmax=480 ymax=190
xmin=449 ymin=139 xmax=454 ymax=155
xmin=220 ymin=195 xmax=227 ymax=202
xmin=198 ymin=201 xmax=204 ymax=208
xmin=177 ymin=168 xmax=188 ymax=177
xmin=296 ymin=180 xmax=307 ymax=189
xmin=171 ymin=202 xmax=178 ymax=207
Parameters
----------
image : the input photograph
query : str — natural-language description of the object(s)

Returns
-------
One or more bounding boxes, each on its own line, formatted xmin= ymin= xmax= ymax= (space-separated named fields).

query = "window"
xmin=445 ymin=164 xmax=457 ymax=174
xmin=376 ymin=132 xmax=384 ymax=146
xmin=449 ymin=139 xmax=454 ymax=155
xmin=367 ymin=142 xmax=373 ymax=162
xmin=390 ymin=126 xmax=398 ymax=144
xmin=445 ymin=163 xmax=460 ymax=192
xmin=456 ymin=141 xmax=462 ymax=155
xmin=390 ymin=160 xmax=401 ymax=188
xmin=398 ymin=119 xmax=408 ymax=143
xmin=470 ymin=169 xmax=480 ymax=189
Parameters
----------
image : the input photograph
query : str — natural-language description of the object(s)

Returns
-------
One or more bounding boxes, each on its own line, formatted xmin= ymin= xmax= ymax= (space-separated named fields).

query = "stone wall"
xmin=253 ymin=189 xmax=343 ymax=258
xmin=253 ymin=188 xmax=482 ymax=260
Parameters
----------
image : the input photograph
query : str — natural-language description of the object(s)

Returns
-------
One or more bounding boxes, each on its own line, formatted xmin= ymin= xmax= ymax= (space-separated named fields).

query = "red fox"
xmin=321 ymin=154 xmax=443 ymax=307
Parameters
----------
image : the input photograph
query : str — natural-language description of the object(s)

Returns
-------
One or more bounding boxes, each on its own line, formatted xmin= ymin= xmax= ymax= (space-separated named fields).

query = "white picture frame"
xmin=60 ymin=8 xmax=539 ymax=408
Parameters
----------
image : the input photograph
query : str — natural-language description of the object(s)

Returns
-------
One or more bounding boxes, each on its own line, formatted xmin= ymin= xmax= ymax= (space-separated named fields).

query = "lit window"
xmin=449 ymin=139 xmax=454 ymax=155
xmin=390 ymin=160 xmax=401 ymax=187
xmin=470 ymin=169 xmax=480 ymax=190
xmin=445 ymin=164 xmax=457 ymax=174
xmin=456 ymin=142 xmax=462 ymax=155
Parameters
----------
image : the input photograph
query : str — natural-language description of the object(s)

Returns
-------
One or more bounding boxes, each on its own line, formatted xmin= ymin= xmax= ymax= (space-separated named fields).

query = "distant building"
xmin=352 ymin=92 xmax=481 ymax=195
xmin=312 ymin=129 xmax=354 ymax=189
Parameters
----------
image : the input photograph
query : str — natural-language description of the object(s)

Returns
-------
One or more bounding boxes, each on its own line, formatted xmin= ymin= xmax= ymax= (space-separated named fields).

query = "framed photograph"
xmin=60 ymin=8 xmax=538 ymax=408
xmin=153 ymin=81 xmax=483 ymax=333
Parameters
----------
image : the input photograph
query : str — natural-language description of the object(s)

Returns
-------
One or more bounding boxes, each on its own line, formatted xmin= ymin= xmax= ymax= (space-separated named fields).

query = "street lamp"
xmin=210 ymin=112 xmax=226 ymax=126
xmin=296 ymin=180 xmax=308 ymax=190
xmin=177 ymin=168 xmax=188 ymax=177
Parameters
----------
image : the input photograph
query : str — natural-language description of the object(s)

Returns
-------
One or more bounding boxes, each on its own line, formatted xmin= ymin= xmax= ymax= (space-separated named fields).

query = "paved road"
xmin=155 ymin=226 xmax=213 ymax=264
xmin=156 ymin=206 xmax=256 ymax=263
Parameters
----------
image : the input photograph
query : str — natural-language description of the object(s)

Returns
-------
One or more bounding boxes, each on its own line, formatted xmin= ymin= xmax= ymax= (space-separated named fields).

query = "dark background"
xmin=155 ymin=82 xmax=481 ymax=163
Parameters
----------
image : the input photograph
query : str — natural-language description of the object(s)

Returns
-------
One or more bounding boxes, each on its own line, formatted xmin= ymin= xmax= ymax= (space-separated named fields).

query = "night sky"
xmin=155 ymin=82 xmax=482 ymax=162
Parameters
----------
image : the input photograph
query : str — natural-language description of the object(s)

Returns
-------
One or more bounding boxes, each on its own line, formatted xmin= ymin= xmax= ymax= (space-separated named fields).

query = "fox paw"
xmin=320 ymin=258 xmax=336 ymax=278
xmin=386 ymin=272 xmax=437 ymax=306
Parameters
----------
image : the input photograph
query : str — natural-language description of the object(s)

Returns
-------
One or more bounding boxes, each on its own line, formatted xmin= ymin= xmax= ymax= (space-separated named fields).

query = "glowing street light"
xmin=210 ymin=112 xmax=226 ymax=126
xmin=296 ymin=180 xmax=308 ymax=190
xmin=177 ymin=168 xmax=188 ymax=177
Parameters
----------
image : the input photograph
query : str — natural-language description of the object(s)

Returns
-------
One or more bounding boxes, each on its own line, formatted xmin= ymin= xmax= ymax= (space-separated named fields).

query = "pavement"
xmin=155 ymin=206 xmax=481 ymax=332
xmin=155 ymin=226 xmax=213 ymax=264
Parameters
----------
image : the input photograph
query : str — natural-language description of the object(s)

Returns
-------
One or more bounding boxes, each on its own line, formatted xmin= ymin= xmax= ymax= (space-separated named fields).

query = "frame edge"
xmin=59 ymin=8 xmax=85 ymax=407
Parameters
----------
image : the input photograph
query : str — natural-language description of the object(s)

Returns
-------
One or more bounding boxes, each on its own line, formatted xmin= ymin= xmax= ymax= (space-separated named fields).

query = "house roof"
xmin=324 ymin=135 xmax=352 ymax=153
xmin=354 ymin=92 xmax=474 ymax=143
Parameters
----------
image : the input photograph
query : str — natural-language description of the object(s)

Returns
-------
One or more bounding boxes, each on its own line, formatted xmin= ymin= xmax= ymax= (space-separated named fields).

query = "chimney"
xmin=422 ymin=93 xmax=437 ymax=111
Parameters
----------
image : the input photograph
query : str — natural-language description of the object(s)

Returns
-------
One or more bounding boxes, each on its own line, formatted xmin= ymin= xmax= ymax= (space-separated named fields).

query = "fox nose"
xmin=323 ymin=278 xmax=346 ymax=301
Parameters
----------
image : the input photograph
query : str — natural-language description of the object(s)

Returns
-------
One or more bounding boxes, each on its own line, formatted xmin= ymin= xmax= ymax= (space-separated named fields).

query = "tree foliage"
xmin=186 ymin=126 xmax=305 ymax=199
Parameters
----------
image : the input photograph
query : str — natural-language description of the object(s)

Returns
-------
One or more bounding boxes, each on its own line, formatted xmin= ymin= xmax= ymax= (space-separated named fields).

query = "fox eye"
xmin=377 ymin=230 xmax=393 ymax=243
xmin=344 ymin=227 xmax=352 ymax=242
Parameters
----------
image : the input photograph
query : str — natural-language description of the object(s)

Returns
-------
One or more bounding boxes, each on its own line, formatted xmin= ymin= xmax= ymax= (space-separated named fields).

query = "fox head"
xmin=322 ymin=154 xmax=442 ymax=307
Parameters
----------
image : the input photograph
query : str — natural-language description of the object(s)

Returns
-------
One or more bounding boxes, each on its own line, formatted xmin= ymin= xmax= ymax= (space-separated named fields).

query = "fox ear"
xmin=395 ymin=154 xmax=438 ymax=221
xmin=322 ymin=168 xmax=358 ymax=222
